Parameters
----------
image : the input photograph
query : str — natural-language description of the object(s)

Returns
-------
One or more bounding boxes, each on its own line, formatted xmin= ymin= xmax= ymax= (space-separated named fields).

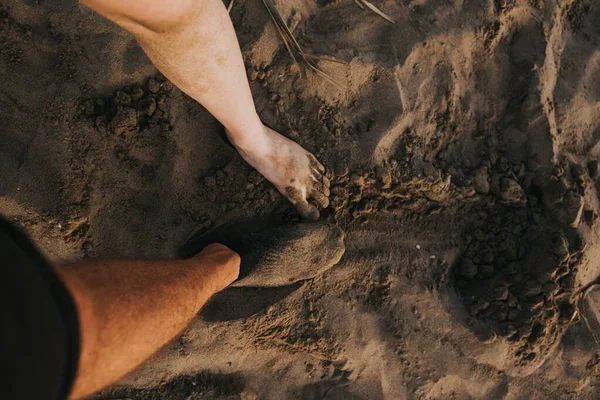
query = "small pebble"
xmin=140 ymin=98 xmax=156 ymax=116
xmin=507 ymin=294 xmax=519 ymax=308
xmin=507 ymin=309 xmax=519 ymax=321
xmin=493 ymin=286 xmax=509 ymax=301
xmin=157 ymin=96 xmax=167 ymax=112
xmin=162 ymin=81 xmax=173 ymax=92
xmin=131 ymin=87 xmax=145 ymax=101
xmin=499 ymin=178 xmax=526 ymax=204
xmin=148 ymin=78 xmax=160 ymax=93
xmin=493 ymin=310 xmax=507 ymax=321
xmin=473 ymin=166 xmax=490 ymax=194
xmin=115 ymin=91 xmax=131 ymax=106
xmin=203 ymin=176 xmax=216 ymax=188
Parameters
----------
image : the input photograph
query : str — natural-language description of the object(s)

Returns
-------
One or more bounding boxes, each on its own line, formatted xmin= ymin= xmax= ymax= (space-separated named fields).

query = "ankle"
xmin=225 ymin=125 xmax=271 ymax=157
xmin=190 ymin=244 xmax=241 ymax=292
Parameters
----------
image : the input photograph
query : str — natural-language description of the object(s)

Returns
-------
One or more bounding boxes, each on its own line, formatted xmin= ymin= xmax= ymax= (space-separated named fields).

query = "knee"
xmin=82 ymin=0 xmax=197 ymax=35
xmin=130 ymin=0 xmax=197 ymax=34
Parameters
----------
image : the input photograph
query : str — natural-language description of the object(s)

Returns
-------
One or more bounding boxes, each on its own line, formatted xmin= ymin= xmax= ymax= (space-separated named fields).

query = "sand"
xmin=2 ymin=0 xmax=600 ymax=398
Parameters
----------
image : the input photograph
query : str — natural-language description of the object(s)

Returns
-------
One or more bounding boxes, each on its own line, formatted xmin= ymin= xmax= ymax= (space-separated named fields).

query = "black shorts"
xmin=0 ymin=216 xmax=79 ymax=400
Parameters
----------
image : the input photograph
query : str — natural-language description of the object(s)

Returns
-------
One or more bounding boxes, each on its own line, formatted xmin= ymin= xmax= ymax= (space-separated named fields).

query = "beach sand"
xmin=2 ymin=0 xmax=600 ymax=398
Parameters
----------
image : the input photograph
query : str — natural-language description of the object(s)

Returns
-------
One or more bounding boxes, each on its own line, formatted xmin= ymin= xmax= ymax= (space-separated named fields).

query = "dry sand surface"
xmin=3 ymin=0 xmax=600 ymax=398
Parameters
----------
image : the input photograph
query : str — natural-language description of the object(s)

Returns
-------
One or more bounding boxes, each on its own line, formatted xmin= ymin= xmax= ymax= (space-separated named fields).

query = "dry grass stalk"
xmin=260 ymin=0 xmax=343 ymax=88
xmin=355 ymin=0 xmax=395 ymax=23
xmin=353 ymin=0 xmax=365 ymax=9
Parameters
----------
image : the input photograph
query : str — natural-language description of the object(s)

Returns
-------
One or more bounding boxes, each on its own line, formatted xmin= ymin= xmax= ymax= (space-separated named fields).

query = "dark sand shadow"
xmin=97 ymin=370 xmax=246 ymax=399
xmin=200 ymin=283 xmax=303 ymax=322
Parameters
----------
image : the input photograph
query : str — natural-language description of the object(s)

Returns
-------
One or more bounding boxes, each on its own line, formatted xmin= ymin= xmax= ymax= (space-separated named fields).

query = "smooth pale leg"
xmin=81 ymin=0 xmax=330 ymax=219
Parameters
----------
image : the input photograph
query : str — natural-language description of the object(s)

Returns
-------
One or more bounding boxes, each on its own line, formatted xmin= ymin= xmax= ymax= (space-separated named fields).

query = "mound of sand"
xmin=3 ymin=0 xmax=600 ymax=398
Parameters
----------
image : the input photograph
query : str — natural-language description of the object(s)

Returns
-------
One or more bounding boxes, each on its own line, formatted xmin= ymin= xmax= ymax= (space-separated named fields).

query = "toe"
xmin=310 ymin=167 xmax=323 ymax=178
xmin=308 ymin=179 xmax=330 ymax=203
xmin=285 ymin=186 xmax=304 ymax=203
xmin=310 ymin=179 xmax=324 ymax=193
xmin=311 ymin=172 xmax=330 ymax=194
xmin=296 ymin=201 xmax=320 ymax=221
xmin=286 ymin=186 xmax=321 ymax=220
xmin=322 ymin=176 xmax=330 ymax=196
xmin=311 ymin=190 xmax=330 ymax=209
xmin=308 ymin=154 xmax=326 ymax=173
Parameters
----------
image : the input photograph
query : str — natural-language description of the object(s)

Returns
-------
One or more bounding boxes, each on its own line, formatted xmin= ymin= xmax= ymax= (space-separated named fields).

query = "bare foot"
xmin=228 ymin=125 xmax=330 ymax=220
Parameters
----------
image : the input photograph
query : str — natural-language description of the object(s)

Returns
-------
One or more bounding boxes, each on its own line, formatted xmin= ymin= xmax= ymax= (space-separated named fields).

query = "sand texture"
xmin=3 ymin=0 xmax=600 ymax=399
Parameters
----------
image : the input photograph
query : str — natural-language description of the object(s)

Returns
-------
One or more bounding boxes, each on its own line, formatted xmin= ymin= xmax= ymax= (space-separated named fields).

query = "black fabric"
xmin=0 ymin=216 xmax=80 ymax=400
